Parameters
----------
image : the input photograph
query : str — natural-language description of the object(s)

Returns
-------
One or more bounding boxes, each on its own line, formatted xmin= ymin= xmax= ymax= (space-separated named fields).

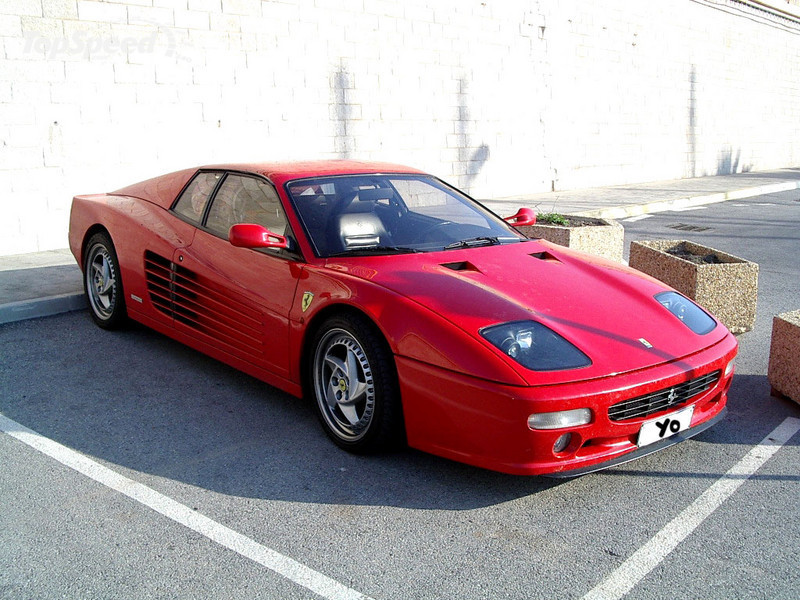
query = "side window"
xmin=205 ymin=174 xmax=289 ymax=238
xmin=173 ymin=172 xmax=222 ymax=223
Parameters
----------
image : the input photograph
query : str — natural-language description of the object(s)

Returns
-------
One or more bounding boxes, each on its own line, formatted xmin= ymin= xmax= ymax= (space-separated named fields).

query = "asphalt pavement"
xmin=2 ymin=175 xmax=800 ymax=600
xmin=1 ymin=167 xmax=799 ymax=325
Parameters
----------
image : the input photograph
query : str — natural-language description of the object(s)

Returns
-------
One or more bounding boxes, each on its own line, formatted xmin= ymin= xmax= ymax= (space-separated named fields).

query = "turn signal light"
xmin=528 ymin=408 xmax=592 ymax=430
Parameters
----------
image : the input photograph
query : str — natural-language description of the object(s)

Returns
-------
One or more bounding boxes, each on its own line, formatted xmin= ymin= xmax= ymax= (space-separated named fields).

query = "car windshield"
xmin=285 ymin=174 xmax=526 ymax=257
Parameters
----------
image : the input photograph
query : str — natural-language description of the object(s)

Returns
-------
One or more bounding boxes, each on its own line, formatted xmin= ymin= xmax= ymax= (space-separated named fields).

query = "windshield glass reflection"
xmin=286 ymin=174 xmax=525 ymax=257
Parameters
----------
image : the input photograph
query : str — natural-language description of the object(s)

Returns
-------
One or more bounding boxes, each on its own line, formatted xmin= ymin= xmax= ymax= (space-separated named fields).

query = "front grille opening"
xmin=609 ymin=370 xmax=721 ymax=422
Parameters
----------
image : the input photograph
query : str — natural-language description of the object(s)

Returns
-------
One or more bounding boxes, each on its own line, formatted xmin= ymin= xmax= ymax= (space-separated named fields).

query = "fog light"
xmin=553 ymin=433 xmax=572 ymax=453
xmin=528 ymin=408 xmax=592 ymax=430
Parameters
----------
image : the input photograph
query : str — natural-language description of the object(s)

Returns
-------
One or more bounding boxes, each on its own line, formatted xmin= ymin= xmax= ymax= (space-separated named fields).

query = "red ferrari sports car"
xmin=69 ymin=160 xmax=737 ymax=476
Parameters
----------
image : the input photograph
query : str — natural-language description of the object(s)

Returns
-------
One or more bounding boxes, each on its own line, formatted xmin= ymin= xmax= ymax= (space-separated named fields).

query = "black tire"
xmin=309 ymin=313 xmax=404 ymax=453
xmin=83 ymin=232 xmax=127 ymax=329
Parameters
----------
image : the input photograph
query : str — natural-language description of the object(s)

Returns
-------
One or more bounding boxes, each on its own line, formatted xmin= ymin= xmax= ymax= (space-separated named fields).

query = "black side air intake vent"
xmin=143 ymin=250 xmax=264 ymax=358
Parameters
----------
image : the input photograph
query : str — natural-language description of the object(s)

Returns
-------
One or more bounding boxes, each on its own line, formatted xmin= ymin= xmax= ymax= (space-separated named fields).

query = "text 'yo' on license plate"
xmin=637 ymin=405 xmax=695 ymax=448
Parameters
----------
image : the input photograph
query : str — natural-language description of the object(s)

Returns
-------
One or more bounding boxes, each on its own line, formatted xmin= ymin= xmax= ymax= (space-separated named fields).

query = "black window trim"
xmin=171 ymin=169 xmax=304 ymax=262
xmin=170 ymin=168 xmax=226 ymax=227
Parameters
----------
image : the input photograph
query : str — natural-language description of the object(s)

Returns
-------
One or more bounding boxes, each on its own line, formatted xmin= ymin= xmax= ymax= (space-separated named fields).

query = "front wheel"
xmin=83 ymin=232 xmax=126 ymax=329
xmin=309 ymin=314 xmax=404 ymax=453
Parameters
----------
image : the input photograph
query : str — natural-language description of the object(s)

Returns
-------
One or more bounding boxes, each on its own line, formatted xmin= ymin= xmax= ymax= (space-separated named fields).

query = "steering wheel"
xmin=411 ymin=220 xmax=455 ymax=242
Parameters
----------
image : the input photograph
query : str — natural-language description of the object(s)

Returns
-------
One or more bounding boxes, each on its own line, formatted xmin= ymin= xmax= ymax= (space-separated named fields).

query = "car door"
xmin=170 ymin=172 xmax=303 ymax=380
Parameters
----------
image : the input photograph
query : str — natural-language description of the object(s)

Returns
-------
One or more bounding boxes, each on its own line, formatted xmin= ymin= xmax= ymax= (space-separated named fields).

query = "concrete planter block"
xmin=628 ymin=240 xmax=758 ymax=334
xmin=768 ymin=310 xmax=800 ymax=405
xmin=516 ymin=217 xmax=624 ymax=263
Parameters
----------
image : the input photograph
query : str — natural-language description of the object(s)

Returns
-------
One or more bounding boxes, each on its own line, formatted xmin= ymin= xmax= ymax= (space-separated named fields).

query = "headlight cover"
xmin=480 ymin=320 xmax=591 ymax=371
xmin=656 ymin=291 xmax=716 ymax=335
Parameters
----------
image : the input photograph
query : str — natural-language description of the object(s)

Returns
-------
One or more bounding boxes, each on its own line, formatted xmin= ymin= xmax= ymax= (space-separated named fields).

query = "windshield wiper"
xmin=328 ymin=246 xmax=420 ymax=257
xmin=443 ymin=236 xmax=500 ymax=250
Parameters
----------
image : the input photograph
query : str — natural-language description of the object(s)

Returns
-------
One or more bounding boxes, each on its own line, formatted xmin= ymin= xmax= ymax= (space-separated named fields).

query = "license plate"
xmin=637 ymin=405 xmax=695 ymax=448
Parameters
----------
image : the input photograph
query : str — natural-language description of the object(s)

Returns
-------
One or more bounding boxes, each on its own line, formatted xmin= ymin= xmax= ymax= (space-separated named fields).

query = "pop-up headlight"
xmin=481 ymin=320 xmax=591 ymax=371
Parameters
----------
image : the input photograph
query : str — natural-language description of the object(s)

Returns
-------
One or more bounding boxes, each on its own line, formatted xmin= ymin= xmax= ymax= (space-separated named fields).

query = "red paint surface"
xmin=69 ymin=161 xmax=738 ymax=475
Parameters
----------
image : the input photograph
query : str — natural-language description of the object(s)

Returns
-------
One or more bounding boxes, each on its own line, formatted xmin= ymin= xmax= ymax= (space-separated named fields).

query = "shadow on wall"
xmin=717 ymin=145 xmax=752 ymax=175
xmin=689 ymin=65 xmax=753 ymax=177
xmin=332 ymin=65 xmax=354 ymax=159
xmin=455 ymin=77 xmax=489 ymax=191
xmin=688 ymin=65 xmax=697 ymax=178
xmin=328 ymin=66 xmax=493 ymax=188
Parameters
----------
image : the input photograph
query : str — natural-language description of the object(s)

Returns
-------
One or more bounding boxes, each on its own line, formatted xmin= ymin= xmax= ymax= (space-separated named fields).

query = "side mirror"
xmin=504 ymin=207 xmax=537 ymax=226
xmin=229 ymin=223 xmax=289 ymax=250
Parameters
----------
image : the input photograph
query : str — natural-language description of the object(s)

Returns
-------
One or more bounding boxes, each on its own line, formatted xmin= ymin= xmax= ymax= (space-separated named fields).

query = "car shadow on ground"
xmin=1 ymin=312 xmax=568 ymax=510
xmin=3 ymin=313 xmax=798 ymax=510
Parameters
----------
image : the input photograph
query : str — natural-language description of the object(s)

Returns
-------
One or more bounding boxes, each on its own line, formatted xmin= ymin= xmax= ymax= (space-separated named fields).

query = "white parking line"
xmin=0 ymin=413 xmax=373 ymax=600
xmin=582 ymin=417 xmax=800 ymax=600
xmin=622 ymin=214 xmax=652 ymax=222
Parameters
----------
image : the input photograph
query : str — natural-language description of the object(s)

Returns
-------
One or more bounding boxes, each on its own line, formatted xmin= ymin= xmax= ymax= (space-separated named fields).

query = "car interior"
xmin=288 ymin=175 xmax=518 ymax=257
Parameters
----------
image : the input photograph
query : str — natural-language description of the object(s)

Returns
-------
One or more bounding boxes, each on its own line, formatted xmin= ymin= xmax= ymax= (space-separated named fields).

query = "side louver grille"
xmin=144 ymin=251 xmax=264 ymax=358
xmin=608 ymin=370 xmax=721 ymax=422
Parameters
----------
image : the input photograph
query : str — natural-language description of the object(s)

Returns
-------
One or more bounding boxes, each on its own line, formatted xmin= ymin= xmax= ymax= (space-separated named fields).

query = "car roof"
xmin=111 ymin=160 xmax=427 ymax=209
xmin=200 ymin=159 xmax=426 ymax=186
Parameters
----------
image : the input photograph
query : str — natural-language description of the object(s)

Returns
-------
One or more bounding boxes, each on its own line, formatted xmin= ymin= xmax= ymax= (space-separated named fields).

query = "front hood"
xmin=325 ymin=240 xmax=731 ymax=385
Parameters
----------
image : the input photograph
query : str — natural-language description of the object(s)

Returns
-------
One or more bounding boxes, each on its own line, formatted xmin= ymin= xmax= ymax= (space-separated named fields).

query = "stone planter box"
xmin=629 ymin=240 xmax=758 ymax=334
xmin=516 ymin=216 xmax=624 ymax=263
xmin=768 ymin=310 xmax=800 ymax=405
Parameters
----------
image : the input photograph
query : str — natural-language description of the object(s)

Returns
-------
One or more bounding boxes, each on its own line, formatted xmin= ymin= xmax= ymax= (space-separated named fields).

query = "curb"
xmin=574 ymin=181 xmax=800 ymax=220
xmin=0 ymin=293 xmax=87 ymax=325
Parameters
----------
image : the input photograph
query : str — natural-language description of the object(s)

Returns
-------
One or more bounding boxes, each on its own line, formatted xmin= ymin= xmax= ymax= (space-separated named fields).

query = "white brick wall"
xmin=1 ymin=0 xmax=800 ymax=254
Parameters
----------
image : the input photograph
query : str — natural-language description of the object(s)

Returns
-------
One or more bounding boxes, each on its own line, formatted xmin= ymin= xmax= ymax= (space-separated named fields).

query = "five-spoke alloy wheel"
xmin=310 ymin=314 xmax=403 ymax=452
xmin=84 ymin=232 xmax=126 ymax=329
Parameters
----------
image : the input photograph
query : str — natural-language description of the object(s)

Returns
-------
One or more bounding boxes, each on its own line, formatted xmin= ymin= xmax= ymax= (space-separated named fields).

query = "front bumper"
xmin=545 ymin=407 xmax=726 ymax=478
xmin=397 ymin=332 xmax=737 ymax=476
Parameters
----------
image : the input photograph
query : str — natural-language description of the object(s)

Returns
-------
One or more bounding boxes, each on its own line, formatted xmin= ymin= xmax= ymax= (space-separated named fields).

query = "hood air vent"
xmin=530 ymin=251 xmax=560 ymax=262
xmin=441 ymin=261 xmax=480 ymax=272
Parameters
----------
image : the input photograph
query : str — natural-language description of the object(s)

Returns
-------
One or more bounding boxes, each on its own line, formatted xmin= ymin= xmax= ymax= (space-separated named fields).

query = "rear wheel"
xmin=310 ymin=313 xmax=404 ymax=453
xmin=84 ymin=232 xmax=126 ymax=329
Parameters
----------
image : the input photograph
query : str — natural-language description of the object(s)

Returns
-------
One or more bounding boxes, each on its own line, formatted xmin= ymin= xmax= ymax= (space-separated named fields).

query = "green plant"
xmin=537 ymin=213 xmax=569 ymax=226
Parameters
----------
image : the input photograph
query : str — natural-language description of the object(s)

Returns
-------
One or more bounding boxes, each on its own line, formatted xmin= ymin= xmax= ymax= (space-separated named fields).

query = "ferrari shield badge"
xmin=302 ymin=291 xmax=314 ymax=312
